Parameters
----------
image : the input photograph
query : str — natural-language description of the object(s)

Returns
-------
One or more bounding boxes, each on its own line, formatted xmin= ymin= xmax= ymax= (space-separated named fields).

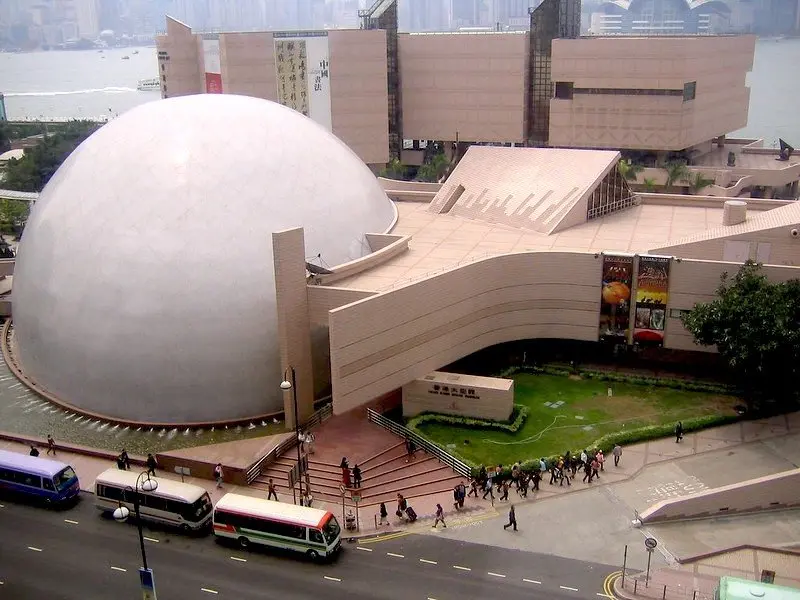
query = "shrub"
xmin=407 ymin=404 xmax=529 ymax=434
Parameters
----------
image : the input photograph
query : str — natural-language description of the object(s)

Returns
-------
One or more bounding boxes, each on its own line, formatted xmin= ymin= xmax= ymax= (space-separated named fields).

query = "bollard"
xmin=693 ymin=591 xmax=697 ymax=600
xmin=634 ymin=580 xmax=638 ymax=594
xmin=663 ymin=584 xmax=667 ymax=600
xmin=374 ymin=514 xmax=377 ymax=529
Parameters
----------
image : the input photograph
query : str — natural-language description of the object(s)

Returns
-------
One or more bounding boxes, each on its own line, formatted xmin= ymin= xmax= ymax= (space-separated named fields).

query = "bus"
xmin=0 ymin=449 xmax=81 ymax=505
xmin=715 ymin=576 xmax=800 ymax=600
xmin=213 ymin=493 xmax=342 ymax=560
xmin=94 ymin=468 xmax=212 ymax=532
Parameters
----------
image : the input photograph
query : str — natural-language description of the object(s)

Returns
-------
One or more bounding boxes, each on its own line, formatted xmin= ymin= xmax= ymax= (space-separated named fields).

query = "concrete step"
xmin=363 ymin=456 xmax=439 ymax=487
xmin=358 ymin=441 xmax=407 ymax=471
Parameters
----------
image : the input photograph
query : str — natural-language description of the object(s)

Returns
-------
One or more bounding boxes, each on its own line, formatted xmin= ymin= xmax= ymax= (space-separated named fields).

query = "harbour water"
xmin=1 ymin=38 xmax=799 ymax=144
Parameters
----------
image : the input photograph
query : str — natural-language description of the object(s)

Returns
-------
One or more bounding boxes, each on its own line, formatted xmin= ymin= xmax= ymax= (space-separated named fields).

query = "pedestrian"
xmin=116 ymin=453 xmax=126 ymax=470
xmin=539 ymin=457 xmax=547 ymax=473
xmin=531 ymin=469 xmax=541 ymax=491
xmin=119 ymin=449 xmax=130 ymax=470
xmin=612 ymin=443 xmax=623 ymax=467
xmin=591 ymin=456 xmax=600 ymax=481
xmin=145 ymin=453 xmax=157 ymax=476
xmin=396 ymin=493 xmax=408 ymax=520
xmin=405 ymin=438 xmax=416 ymax=463
xmin=582 ymin=461 xmax=593 ymax=483
xmin=29 ymin=445 xmax=39 ymax=457
xmin=571 ymin=455 xmax=580 ymax=477
xmin=214 ymin=463 xmax=224 ymax=488
xmin=558 ymin=459 xmax=571 ymax=487
xmin=503 ymin=504 xmax=517 ymax=531
xmin=549 ymin=458 xmax=559 ymax=485
xmin=482 ymin=472 xmax=495 ymax=503
xmin=467 ymin=478 xmax=479 ymax=498
xmin=596 ymin=449 xmax=605 ymax=472
xmin=453 ymin=483 xmax=462 ymax=510
xmin=352 ymin=464 xmax=362 ymax=488
xmin=267 ymin=478 xmax=278 ymax=501
xmin=519 ymin=474 xmax=529 ymax=498
xmin=499 ymin=480 xmax=509 ymax=501
xmin=379 ymin=502 xmax=389 ymax=525
xmin=433 ymin=503 xmax=447 ymax=528
xmin=580 ymin=449 xmax=588 ymax=468
xmin=46 ymin=434 xmax=56 ymax=456
xmin=675 ymin=421 xmax=684 ymax=443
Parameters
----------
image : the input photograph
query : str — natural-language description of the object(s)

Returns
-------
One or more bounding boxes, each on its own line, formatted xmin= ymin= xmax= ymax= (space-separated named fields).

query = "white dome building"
xmin=12 ymin=95 xmax=396 ymax=424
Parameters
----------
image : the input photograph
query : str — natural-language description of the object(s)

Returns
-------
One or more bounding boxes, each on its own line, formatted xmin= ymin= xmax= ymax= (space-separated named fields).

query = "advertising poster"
xmin=633 ymin=255 xmax=671 ymax=345
xmin=273 ymin=32 xmax=331 ymax=130
xmin=202 ymin=37 xmax=223 ymax=94
xmin=598 ymin=254 xmax=634 ymax=342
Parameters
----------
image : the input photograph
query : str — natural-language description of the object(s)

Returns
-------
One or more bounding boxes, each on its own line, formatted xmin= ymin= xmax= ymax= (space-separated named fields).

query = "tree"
xmin=617 ymin=159 xmax=644 ymax=182
xmin=0 ymin=199 xmax=30 ymax=238
xmin=416 ymin=152 xmax=450 ymax=183
xmin=379 ymin=158 xmax=407 ymax=180
xmin=663 ymin=161 xmax=690 ymax=188
xmin=642 ymin=178 xmax=657 ymax=192
xmin=681 ymin=261 xmax=800 ymax=410
xmin=688 ymin=171 xmax=715 ymax=194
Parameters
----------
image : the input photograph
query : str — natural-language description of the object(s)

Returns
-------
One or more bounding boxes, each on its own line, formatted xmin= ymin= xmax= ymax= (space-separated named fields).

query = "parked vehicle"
xmin=94 ymin=468 xmax=212 ymax=532
xmin=0 ymin=449 xmax=80 ymax=505
xmin=213 ymin=493 xmax=341 ymax=560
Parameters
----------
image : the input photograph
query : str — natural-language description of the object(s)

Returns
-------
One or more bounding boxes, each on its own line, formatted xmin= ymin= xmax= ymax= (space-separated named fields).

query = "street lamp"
xmin=280 ymin=366 xmax=303 ymax=505
xmin=113 ymin=471 xmax=158 ymax=570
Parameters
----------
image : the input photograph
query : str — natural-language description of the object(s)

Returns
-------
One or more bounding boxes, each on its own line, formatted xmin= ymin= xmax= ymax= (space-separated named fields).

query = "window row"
xmin=215 ymin=511 xmax=312 ymax=541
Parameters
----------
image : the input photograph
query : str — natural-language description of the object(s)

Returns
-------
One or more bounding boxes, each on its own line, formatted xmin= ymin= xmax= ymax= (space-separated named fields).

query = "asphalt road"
xmin=0 ymin=493 xmax=616 ymax=600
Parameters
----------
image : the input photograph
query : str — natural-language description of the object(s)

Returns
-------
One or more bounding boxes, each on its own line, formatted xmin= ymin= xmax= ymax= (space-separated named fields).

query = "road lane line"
xmin=64 ymin=519 xmax=79 ymax=525
xmin=419 ymin=559 xmax=438 ymax=565
xmin=523 ymin=578 xmax=541 ymax=584
xmin=0 ymin=503 xmax=4 ymax=508
xmin=200 ymin=588 xmax=219 ymax=594
xmin=143 ymin=536 xmax=159 ymax=543
xmin=386 ymin=552 xmax=404 ymax=558
xmin=487 ymin=572 xmax=506 ymax=578
xmin=560 ymin=585 xmax=579 ymax=592
xmin=597 ymin=593 xmax=614 ymax=598
xmin=324 ymin=576 xmax=341 ymax=582
xmin=110 ymin=567 xmax=127 ymax=572
xmin=27 ymin=546 xmax=43 ymax=552
xmin=356 ymin=547 xmax=373 ymax=552
xmin=453 ymin=565 xmax=471 ymax=571
xmin=230 ymin=556 xmax=247 ymax=562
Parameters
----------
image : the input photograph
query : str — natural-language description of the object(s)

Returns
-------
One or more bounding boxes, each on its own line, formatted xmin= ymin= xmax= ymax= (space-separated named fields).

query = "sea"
xmin=1 ymin=38 xmax=799 ymax=144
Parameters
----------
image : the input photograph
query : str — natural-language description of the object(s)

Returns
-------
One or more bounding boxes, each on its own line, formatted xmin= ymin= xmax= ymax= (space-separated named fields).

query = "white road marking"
xmin=64 ymin=519 xmax=79 ymax=525
xmin=230 ymin=556 xmax=247 ymax=562
xmin=523 ymin=578 xmax=542 ymax=584
xmin=560 ymin=585 xmax=579 ymax=592
xmin=597 ymin=593 xmax=614 ymax=598
xmin=428 ymin=597 xmax=438 ymax=600
xmin=0 ymin=503 xmax=4 ymax=508
xmin=356 ymin=547 xmax=373 ymax=552
xmin=200 ymin=588 xmax=219 ymax=594
xmin=419 ymin=559 xmax=438 ymax=565
xmin=487 ymin=572 xmax=506 ymax=578
xmin=27 ymin=546 xmax=42 ymax=552
xmin=143 ymin=536 xmax=159 ymax=543
xmin=386 ymin=552 xmax=404 ymax=558
xmin=110 ymin=567 xmax=127 ymax=572
xmin=453 ymin=565 xmax=471 ymax=571
xmin=324 ymin=576 xmax=341 ymax=582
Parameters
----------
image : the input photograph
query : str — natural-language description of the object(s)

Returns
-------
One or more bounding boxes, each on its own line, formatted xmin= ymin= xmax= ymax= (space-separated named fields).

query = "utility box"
xmin=402 ymin=371 xmax=514 ymax=421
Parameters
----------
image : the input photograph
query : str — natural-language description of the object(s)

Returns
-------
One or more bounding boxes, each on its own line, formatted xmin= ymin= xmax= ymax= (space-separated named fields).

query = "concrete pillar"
xmin=272 ymin=227 xmax=315 ymax=430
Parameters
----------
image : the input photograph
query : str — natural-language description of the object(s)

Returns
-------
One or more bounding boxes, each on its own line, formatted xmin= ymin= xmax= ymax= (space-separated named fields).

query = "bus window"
xmin=22 ymin=474 xmax=42 ymax=488
xmin=54 ymin=467 xmax=77 ymax=491
xmin=142 ymin=495 xmax=168 ymax=512
xmin=322 ymin=516 xmax=340 ymax=545
xmin=182 ymin=494 xmax=212 ymax=520
xmin=43 ymin=479 xmax=55 ymax=492
xmin=309 ymin=529 xmax=324 ymax=544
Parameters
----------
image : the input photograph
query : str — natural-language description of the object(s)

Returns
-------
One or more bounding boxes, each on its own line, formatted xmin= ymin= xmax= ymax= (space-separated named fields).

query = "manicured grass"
xmin=414 ymin=373 xmax=740 ymax=467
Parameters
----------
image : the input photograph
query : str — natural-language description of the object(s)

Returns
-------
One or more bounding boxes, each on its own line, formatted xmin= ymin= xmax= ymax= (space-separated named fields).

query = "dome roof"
xmin=12 ymin=94 xmax=395 ymax=424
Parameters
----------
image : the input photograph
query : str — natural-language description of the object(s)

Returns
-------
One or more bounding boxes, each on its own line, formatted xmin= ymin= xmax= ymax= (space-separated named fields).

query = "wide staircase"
xmin=252 ymin=439 xmax=464 ymax=509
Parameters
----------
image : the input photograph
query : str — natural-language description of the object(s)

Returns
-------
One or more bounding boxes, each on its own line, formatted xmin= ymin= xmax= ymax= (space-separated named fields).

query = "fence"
xmin=366 ymin=408 xmax=472 ymax=478
xmin=245 ymin=402 xmax=333 ymax=484
xmin=618 ymin=576 xmax=715 ymax=600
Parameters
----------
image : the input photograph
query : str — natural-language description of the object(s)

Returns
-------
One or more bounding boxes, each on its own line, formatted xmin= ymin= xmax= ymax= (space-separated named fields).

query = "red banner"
xmin=205 ymin=73 xmax=223 ymax=94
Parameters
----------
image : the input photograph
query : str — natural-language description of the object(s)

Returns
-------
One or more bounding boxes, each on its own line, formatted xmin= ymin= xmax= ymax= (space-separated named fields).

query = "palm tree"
xmin=617 ymin=159 xmax=644 ymax=182
xmin=379 ymin=158 xmax=407 ymax=180
xmin=642 ymin=178 xmax=657 ymax=192
xmin=417 ymin=152 xmax=450 ymax=183
xmin=664 ymin=161 xmax=690 ymax=188
xmin=688 ymin=171 xmax=715 ymax=195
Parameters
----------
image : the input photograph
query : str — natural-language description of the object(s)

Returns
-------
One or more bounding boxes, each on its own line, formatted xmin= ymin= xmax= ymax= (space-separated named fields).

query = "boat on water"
xmin=137 ymin=78 xmax=161 ymax=92
xmin=132 ymin=50 xmax=139 ymax=55
xmin=121 ymin=55 xmax=130 ymax=60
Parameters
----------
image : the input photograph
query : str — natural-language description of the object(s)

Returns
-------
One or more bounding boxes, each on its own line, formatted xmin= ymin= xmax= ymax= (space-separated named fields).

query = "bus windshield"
xmin=323 ymin=515 xmax=340 ymax=545
xmin=185 ymin=493 xmax=212 ymax=520
xmin=54 ymin=467 xmax=77 ymax=491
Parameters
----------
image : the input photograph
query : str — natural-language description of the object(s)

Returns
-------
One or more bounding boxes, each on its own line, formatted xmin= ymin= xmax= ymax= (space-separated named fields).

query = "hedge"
xmin=406 ymin=404 xmax=528 ymax=434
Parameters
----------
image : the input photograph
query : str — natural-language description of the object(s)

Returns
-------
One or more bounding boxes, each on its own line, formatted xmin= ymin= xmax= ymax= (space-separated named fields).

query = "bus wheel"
xmin=180 ymin=524 xmax=191 ymax=532
xmin=306 ymin=549 xmax=320 ymax=561
xmin=238 ymin=537 xmax=249 ymax=549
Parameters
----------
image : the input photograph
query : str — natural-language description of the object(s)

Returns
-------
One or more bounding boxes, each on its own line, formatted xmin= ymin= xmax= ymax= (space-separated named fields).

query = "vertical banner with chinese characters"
xmin=633 ymin=255 xmax=671 ymax=346
xmin=202 ymin=37 xmax=223 ymax=94
xmin=273 ymin=32 xmax=331 ymax=130
xmin=598 ymin=254 xmax=634 ymax=343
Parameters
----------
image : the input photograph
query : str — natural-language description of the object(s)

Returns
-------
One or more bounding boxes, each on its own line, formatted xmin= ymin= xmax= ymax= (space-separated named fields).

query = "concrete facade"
xmin=402 ymin=371 xmax=514 ymax=421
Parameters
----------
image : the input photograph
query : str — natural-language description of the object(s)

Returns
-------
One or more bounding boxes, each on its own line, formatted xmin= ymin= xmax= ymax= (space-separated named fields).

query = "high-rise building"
xmin=74 ymin=0 xmax=100 ymax=38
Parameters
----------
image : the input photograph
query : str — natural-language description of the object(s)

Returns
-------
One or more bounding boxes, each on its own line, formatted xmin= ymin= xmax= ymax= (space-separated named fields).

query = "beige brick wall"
xmin=156 ymin=19 xmax=204 ymax=98
xmin=219 ymin=32 xmax=277 ymax=101
xmin=398 ymin=32 xmax=527 ymax=143
xmin=402 ymin=373 xmax=514 ymax=421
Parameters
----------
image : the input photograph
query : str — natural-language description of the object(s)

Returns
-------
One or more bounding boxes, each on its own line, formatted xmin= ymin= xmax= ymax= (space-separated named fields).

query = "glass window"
xmin=554 ymin=82 xmax=573 ymax=99
xmin=323 ymin=516 xmax=341 ymax=545
xmin=43 ymin=479 xmax=55 ymax=491
xmin=54 ymin=467 xmax=76 ymax=491
xmin=309 ymin=529 xmax=324 ymax=544
xmin=183 ymin=493 xmax=212 ymax=520
xmin=142 ymin=495 xmax=168 ymax=512
xmin=683 ymin=82 xmax=696 ymax=102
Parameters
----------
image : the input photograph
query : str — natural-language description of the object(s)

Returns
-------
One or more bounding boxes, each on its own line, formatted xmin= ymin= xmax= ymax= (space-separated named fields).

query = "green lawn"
xmin=414 ymin=373 xmax=739 ymax=467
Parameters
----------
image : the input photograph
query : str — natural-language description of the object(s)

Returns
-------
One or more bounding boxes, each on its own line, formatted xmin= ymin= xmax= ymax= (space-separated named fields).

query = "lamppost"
xmin=280 ymin=366 xmax=303 ymax=505
xmin=113 ymin=471 xmax=158 ymax=570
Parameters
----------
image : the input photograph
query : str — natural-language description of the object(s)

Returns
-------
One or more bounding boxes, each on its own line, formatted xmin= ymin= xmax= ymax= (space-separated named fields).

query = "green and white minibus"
xmin=94 ymin=468 xmax=212 ymax=532
xmin=213 ymin=493 xmax=342 ymax=560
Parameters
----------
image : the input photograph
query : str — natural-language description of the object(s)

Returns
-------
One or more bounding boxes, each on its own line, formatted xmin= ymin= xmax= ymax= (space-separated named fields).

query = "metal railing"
xmin=618 ymin=576 xmax=715 ymax=600
xmin=245 ymin=402 xmax=333 ymax=484
xmin=366 ymin=408 xmax=471 ymax=478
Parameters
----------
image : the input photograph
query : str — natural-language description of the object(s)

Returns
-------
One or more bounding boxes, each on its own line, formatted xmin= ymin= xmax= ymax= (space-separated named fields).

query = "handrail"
xmin=245 ymin=402 xmax=333 ymax=484
xmin=366 ymin=408 xmax=472 ymax=478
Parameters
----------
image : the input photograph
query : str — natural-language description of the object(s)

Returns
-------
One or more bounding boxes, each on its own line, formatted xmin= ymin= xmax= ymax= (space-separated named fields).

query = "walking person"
xmin=379 ymin=502 xmax=389 ymax=526
xmin=675 ymin=421 xmax=684 ymax=443
xmin=405 ymin=438 xmax=417 ymax=463
xmin=531 ymin=469 xmax=541 ymax=491
xmin=612 ymin=443 xmax=623 ymax=467
xmin=580 ymin=449 xmax=588 ymax=469
xmin=46 ymin=434 xmax=57 ymax=456
xmin=596 ymin=449 xmax=605 ymax=472
xmin=582 ymin=461 xmax=593 ymax=483
xmin=145 ymin=453 xmax=158 ymax=477
xmin=558 ymin=458 xmax=571 ymax=487
xmin=433 ymin=503 xmax=447 ymax=528
xmin=352 ymin=464 xmax=362 ymax=489
xmin=590 ymin=456 xmax=600 ymax=481
xmin=267 ymin=478 xmax=278 ymax=501
xmin=482 ymin=472 xmax=495 ymax=504
xmin=214 ymin=463 xmax=224 ymax=488
xmin=29 ymin=445 xmax=39 ymax=457
xmin=119 ymin=449 xmax=130 ymax=470
xmin=499 ymin=479 xmax=510 ymax=501
xmin=396 ymin=493 xmax=408 ymax=521
xmin=503 ymin=504 xmax=517 ymax=531
xmin=467 ymin=478 xmax=479 ymax=498
xmin=519 ymin=473 xmax=529 ymax=498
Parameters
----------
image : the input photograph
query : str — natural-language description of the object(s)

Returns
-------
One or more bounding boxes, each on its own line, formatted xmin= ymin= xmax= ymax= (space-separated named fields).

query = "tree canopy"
xmin=681 ymin=261 xmax=800 ymax=409
xmin=416 ymin=152 xmax=450 ymax=183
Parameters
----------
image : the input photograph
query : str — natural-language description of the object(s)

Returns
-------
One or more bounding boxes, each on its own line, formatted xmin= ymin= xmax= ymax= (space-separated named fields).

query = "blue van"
xmin=0 ymin=449 xmax=81 ymax=504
